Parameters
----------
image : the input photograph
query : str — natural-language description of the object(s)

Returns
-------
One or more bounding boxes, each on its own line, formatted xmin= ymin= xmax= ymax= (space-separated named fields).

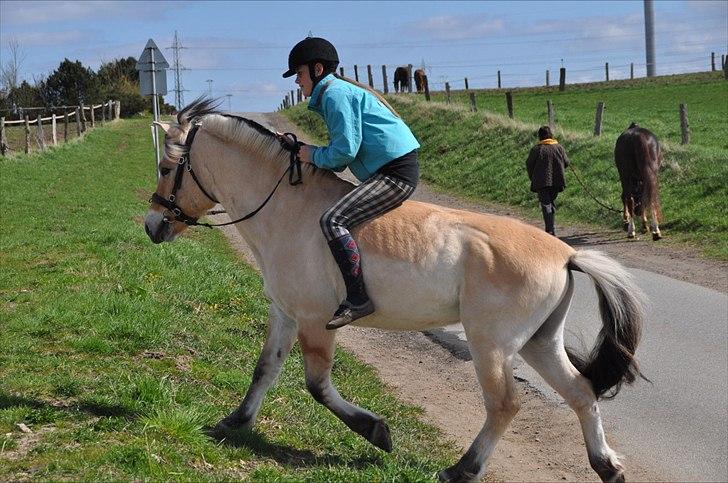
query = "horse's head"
xmin=144 ymin=99 xmax=221 ymax=244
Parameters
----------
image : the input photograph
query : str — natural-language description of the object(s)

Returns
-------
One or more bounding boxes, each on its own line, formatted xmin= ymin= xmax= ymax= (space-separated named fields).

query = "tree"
xmin=43 ymin=59 xmax=101 ymax=107
xmin=1 ymin=39 xmax=26 ymax=92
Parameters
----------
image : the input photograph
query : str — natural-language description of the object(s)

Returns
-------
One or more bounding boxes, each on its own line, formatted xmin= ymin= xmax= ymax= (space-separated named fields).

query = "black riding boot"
xmin=325 ymin=234 xmax=375 ymax=330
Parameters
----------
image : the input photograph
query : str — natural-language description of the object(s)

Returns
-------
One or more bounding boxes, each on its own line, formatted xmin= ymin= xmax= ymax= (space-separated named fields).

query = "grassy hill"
xmin=0 ymin=119 xmax=456 ymax=479
xmin=283 ymin=72 xmax=728 ymax=259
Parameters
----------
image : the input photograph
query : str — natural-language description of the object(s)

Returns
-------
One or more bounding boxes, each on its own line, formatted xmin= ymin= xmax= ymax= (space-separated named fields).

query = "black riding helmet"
xmin=282 ymin=37 xmax=339 ymax=79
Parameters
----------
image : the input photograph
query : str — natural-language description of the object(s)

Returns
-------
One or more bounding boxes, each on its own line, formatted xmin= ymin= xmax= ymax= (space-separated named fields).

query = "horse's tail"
xmin=566 ymin=250 xmax=648 ymax=399
xmin=636 ymin=137 xmax=662 ymax=222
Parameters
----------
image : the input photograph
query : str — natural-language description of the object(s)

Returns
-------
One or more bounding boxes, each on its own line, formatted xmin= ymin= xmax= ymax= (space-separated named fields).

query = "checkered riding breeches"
xmin=320 ymin=173 xmax=416 ymax=241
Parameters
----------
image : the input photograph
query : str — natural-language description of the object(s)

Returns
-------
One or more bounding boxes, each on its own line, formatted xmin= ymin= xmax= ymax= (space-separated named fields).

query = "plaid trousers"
xmin=320 ymin=173 xmax=416 ymax=241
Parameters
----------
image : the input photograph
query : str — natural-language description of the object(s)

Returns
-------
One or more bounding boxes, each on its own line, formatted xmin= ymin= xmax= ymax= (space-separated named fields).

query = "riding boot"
xmin=541 ymin=203 xmax=556 ymax=236
xmin=325 ymin=234 xmax=375 ymax=330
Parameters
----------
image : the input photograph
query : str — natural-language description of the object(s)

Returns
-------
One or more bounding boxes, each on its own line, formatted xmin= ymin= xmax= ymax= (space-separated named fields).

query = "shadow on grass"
xmin=0 ymin=392 xmax=137 ymax=420
xmin=204 ymin=423 xmax=384 ymax=471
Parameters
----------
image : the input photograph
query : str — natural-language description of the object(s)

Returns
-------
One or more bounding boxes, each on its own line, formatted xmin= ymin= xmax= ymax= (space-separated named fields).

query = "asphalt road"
xmin=432 ymin=269 xmax=728 ymax=482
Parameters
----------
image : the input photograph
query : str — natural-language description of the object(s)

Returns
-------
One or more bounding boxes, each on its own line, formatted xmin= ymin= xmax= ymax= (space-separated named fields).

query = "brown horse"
xmin=614 ymin=122 xmax=663 ymax=240
xmin=393 ymin=66 xmax=409 ymax=93
xmin=414 ymin=68 xmax=428 ymax=93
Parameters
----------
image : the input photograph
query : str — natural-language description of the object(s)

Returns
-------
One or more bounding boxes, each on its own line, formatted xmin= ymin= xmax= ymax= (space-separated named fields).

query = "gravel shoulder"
xmin=204 ymin=111 xmax=725 ymax=481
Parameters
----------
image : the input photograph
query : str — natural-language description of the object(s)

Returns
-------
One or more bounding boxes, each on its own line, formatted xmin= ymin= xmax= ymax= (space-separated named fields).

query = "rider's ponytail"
xmin=333 ymin=73 xmax=401 ymax=118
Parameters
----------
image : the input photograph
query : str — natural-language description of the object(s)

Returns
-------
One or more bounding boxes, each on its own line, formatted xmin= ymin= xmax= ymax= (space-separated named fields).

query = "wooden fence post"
xmin=90 ymin=105 xmax=95 ymax=127
xmin=79 ymin=104 xmax=87 ymax=132
xmin=297 ymin=89 xmax=302 ymax=102
xmin=407 ymin=64 xmax=413 ymax=93
xmin=546 ymin=70 xmax=550 ymax=87
xmin=547 ymin=100 xmax=555 ymax=129
xmin=51 ymin=114 xmax=57 ymax=146
xmin=75 ymin=108 xmax=81 ymax=136
xmin=339 ymin=67 xmax=344 ymax=77
xmin=724 ymin=55 xmax=728 ymax=80
xmin=115 ymin=101 xmax=120 ymax=120
xmin=0 ymin=117 xmax=7 ymax=156
xmin=290 ymin=90 xmax=295 ymax=106
xmin=64 ymin=111 xmax=69 ymax=142
xmin=497 ymin=70 xmax=501 ymax=89
xmin=505 ymin=91 xmax=514 ymax=119
xmin=100 ymin=102 xmax=106 ymax=124
xmin=469 ymin=92 xmax=477 ymax=112
xmin=445 ymin=82 xmax=450 ymax=104
xmin=559 ymin=67 xmax=566 ymax=91
xmin=679 ymin=103 xmax=690 ymax=144
xmin=424 ymin=75 xmax=430 ymax=101
xmin=594 ymin=101 xmax=605 ymax=136
xmin=367 ymin=65 xmax=373 ymax=88
xmin=382 ymin=65 xmax=388 ymax=94
xmin=711 ymin=52 xmax=715 ymax=71
xmin=108 ymin=100 xmax=112 ymax=120
xmin=354 ymin=65 xmax=359 ymax=82
xmin=36 ymin=115 xmax=47 ymax=151
xmin=605 ymin=62 xmax=609 ymax=81
xmin=464 ymin=77 xmax=469 ymax=90
xmin=24 ymin=115 xmax=31 ymax=153
xmin=630 ymin=62 xmax=634 ymax=80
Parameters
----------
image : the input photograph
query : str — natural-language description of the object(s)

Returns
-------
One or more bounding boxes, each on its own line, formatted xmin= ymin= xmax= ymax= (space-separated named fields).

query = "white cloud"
xmin=1 ymin=0 xmax=188 ymax=26
xmin=5 ymin=30 xmax=90 ymax=47
xmin=404 ymin=14 xmax=504 ymax=41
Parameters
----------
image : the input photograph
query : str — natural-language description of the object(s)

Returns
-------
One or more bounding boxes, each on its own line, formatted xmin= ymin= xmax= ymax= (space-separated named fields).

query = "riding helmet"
xmin=282 ymin=37 xmax=339 ymax=78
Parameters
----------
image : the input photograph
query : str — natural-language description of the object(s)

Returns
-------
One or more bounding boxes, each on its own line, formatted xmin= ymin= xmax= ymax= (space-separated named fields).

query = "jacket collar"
xmin=308 ymin=73 xmax=336 ymax=111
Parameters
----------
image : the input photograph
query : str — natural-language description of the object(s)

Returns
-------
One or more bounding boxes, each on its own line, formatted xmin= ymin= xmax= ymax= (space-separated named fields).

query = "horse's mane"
xmin=171 ymin=97 xmax=347 ymax=185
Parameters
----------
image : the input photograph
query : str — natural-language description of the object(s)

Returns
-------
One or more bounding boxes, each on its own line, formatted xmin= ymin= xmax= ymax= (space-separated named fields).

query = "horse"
xmin=393 ymin=66 xmax=409 ymax=93
xmin=144 ymin=98 xmax=647 ymax=483
xmin=614 ymin=122 xmax=663 ymax=240
xmin=414 ymin=68 xmax=428 ymax=93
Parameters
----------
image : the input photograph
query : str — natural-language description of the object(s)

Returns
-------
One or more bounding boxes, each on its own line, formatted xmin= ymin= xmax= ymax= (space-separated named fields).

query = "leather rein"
xmin=150 ymin=120 xmax=304 ymax=228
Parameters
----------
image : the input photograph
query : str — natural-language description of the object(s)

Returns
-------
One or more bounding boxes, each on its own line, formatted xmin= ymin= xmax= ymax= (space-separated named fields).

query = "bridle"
xmin=150 ymin=119 xmax=304 ymax=228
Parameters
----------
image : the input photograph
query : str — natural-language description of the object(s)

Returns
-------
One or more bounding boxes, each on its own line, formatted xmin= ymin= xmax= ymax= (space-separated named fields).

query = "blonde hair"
xmin=332 ymin=73 xmax=400 ymax=118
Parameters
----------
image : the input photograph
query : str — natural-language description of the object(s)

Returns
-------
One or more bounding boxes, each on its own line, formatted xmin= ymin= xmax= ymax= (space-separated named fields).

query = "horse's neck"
xmin=204 ymin=135 xmax=350 ymax=250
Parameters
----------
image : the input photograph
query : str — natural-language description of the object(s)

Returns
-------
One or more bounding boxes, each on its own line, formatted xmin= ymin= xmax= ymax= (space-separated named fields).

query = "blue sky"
xmin=1 ymin=0 xmax=726 ymax=112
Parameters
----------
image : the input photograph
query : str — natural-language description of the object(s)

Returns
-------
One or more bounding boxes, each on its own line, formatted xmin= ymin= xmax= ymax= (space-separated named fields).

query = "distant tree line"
xmin=0 ymin=49 xmax=174 ymax=119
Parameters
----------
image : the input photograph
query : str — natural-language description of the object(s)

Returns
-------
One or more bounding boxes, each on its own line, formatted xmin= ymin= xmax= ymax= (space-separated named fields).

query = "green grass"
xmin=283 ymin=72 xmax=728 ymax=260
xmin=0 ymin=118 xmax=457 ymax=480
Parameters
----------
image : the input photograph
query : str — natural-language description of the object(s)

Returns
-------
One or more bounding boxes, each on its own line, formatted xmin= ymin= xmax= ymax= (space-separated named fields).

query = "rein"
xmin=568 ymin=165 xmax=622 ymax=214
xmin=150 ymin=121 xmax=305 ymax=228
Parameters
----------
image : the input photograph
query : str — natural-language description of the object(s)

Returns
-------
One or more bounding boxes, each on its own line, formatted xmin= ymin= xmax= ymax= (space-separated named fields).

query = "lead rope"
xmin=191 ymin=132 xmax=304 ymax=228
xmin=568 ymin=165 xmax=622 ymax=213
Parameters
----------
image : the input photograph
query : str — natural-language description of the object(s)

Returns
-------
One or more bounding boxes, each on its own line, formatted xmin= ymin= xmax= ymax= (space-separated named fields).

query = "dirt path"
xmin=204 ymin=112 xmax=726 ymax=481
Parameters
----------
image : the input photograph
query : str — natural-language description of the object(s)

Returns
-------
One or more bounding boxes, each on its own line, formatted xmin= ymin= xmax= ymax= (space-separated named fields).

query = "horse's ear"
xmin=153 ymin=121 xmax=172 ymax=133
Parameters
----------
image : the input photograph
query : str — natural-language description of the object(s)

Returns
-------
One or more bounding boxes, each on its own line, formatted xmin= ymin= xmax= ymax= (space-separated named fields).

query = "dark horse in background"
xmin=614 ymin=122 xmax=663 ymax=240
xmin=393 ymin=66 xmax=409 ymax=93
xmin=414 ymin=68 xmax=428 ymax=93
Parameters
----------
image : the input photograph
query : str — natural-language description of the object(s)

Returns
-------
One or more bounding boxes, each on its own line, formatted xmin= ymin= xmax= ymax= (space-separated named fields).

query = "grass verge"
xmin=0 ymin=118 xmax=457 ymax=480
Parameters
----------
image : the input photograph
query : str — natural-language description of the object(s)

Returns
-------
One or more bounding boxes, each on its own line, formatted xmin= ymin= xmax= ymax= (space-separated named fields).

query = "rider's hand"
xmin=299 ymin=144 xmax=317 ymax=164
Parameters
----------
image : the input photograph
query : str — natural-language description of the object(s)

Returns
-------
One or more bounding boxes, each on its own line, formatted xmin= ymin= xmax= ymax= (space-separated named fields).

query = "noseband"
xmin=150 ymin=119 xmax=304 ymax=228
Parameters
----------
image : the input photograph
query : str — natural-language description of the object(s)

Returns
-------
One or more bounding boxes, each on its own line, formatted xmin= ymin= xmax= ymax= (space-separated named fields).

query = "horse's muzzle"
xmin=144 ymin=211 xmax=172 ymax=244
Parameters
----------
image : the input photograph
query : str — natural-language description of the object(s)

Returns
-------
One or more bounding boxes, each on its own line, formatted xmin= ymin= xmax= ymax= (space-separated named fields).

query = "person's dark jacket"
xmin=526 ymin=142 xmax=570 ymax=192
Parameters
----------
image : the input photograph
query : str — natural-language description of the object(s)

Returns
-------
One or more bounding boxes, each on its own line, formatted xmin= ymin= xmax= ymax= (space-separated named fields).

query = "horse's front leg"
xmin=624 ymin=196 xmax=636 ymax=238
xmin=299 ymin=322 xmax=392 ymax=452
xmin=215 ymin=302 xmax=297 ymax=432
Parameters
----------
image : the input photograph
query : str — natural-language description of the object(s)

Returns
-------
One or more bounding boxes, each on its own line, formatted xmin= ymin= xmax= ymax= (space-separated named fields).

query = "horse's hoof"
xmin=438 ymin=464 xmax=478 ymax=483
xmin=368 ymin=419 xmax=393 ymax=452
xmin=627 ymin=233 xmax=635 ymax=239
xmin=652 ymin=233 xmax=662 ymax=241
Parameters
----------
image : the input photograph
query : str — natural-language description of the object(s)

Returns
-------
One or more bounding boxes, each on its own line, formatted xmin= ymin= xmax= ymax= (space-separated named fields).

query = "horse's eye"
xmin=160 ymin=167 xmax=171 ymax=176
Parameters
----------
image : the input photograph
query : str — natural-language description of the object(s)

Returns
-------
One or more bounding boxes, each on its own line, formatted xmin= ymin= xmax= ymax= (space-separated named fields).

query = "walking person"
xmin=282 ymin=37 xmax=420 ymax=330
xmin=526 ymin=125 xmax=570 ymax=236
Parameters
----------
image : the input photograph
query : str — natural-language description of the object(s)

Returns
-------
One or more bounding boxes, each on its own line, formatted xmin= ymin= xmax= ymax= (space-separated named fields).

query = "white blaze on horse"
xmin=144 ymin=99 xmax=647 ymax=483
xmin=614 ymin=122 xmax=663 ymax=240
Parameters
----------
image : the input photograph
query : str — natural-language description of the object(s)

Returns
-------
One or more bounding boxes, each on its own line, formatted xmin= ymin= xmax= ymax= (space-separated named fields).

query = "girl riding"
xmin=282 ymin=37 xmax=420 ymax=330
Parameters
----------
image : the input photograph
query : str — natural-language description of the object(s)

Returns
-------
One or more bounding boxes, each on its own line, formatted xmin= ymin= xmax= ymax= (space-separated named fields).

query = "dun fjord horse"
xmin=394 ymin=66 xmax=409 ymax=93
xmin=145 ymin=99 xmax=646 ymax=483
xmin=614 ymin=122 xmax=663 ymax=240
xmin=414 ymin=68 xmax=428 ymax=93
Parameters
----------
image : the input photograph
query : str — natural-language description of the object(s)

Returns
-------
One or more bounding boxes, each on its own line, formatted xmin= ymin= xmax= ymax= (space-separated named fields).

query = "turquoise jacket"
xmin=307 ymin=73 xmax=420 ymax=182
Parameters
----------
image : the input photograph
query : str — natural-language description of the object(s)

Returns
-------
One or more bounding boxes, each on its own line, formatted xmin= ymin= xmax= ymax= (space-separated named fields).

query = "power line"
xmin=168 ymin=30 xmax=188 ymax=110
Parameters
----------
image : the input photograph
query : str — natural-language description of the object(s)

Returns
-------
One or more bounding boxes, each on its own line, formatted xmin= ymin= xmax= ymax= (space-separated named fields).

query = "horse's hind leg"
xmin=299 ymin=322 xmax=392 ymax=452
xmin=519 ymin=276 xmax=624 ymax=482
xmin=625 ymin=196 xmax=636 ymax=238
xmin=439 ymin=342 xmax=520 ymax=482
xmin=215 ymin=303 xmax=297 ymax=432
xmin=649 ymin=204 xmax=662 ymax=240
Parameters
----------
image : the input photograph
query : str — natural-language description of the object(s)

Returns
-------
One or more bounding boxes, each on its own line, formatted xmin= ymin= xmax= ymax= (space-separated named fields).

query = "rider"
xmin=282 ymin=37 xmax=420 ymax=330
